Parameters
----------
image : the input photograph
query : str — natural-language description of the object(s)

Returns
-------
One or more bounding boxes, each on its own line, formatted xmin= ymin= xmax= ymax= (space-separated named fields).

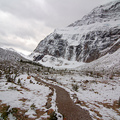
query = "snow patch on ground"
xmin=0 ymin=74 xmax=53 ymax=119
xmin=38 ymin=55 xmax=85 ymax=69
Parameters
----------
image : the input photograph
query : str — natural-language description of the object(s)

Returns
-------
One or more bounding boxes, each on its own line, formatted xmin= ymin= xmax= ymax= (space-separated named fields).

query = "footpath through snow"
xmin=35 ymin=76 xmax=92 ymax=120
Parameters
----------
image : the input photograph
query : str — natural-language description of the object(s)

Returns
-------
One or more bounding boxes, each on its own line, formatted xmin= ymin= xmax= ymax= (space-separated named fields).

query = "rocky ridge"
xmin=68 ymin=0 xmax=120 ymax=27
xmin=0 ymin=47 xmax=25 ymax=61
xmin=32 ymin=0 xmax=120 ymax=63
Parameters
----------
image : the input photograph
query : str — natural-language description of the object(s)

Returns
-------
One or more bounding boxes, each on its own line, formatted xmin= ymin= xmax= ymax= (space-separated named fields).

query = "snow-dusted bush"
xmin=72 ymin=84 xmax=79 ymax=92
xmin=48 ymin=111 xmax=57 ymax=120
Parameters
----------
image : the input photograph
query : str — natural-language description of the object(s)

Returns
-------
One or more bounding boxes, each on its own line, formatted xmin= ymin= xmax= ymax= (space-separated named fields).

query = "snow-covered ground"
xmin=0 ymin=74 xmax=60 ymax=120
xmin=39 ymin=73 xmax=120 ymax=120
xmin=38 ymin=55 xmax=85 ymax=69
xmin=0 ymin=60 xmax=120 ymax=120
xmin=0 ymin=48 xmax=120 ymax=120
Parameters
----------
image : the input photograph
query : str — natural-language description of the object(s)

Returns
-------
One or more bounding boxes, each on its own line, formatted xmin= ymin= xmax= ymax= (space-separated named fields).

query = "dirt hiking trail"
xmin=35 ymin=77 xmax=92 ymax=120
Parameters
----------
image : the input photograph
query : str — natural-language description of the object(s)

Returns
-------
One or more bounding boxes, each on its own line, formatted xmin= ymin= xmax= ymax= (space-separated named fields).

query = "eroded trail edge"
xmin=35 ymin=76 xmax=92 ymax=120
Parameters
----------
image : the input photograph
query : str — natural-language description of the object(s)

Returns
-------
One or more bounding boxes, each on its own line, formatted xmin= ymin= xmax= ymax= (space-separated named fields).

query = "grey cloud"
xmin=0 ymin=35 xmax=36 ymax=52
xmin=14 ymin=28 xmax=37 ymax=40
xmin=0 ymin=0 xmax=46 ymax=20
xmin=0 ymin=0 xmax=114 ymax=28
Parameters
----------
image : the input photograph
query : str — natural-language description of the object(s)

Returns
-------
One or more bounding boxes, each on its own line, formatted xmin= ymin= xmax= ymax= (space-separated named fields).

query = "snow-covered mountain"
xmin=0 ymin=47 xmax=26 ymax=61
xmin=68 ymin=0 xmax=120 ymax=27
xmin=32 ymin=0 xmax=120 ymax=64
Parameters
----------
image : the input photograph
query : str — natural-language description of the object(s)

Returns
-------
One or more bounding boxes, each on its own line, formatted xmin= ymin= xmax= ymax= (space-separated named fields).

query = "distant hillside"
xmin=0 ymin=47 xmax=26 ymax=61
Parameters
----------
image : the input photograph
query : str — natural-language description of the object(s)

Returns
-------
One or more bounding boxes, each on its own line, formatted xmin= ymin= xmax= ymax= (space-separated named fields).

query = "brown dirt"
xmin=35 ymin=77 xmax=92 ymax=120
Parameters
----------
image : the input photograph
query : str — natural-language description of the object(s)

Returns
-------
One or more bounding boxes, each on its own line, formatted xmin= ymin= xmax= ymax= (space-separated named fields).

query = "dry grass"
xmin=75 ymin=100 xmax=103 ymax=119
xmin=19 ymin=98 xmax=27 ymax=102
xmin=97 ymin=100 xmax=120 ymax=116
xmin=90 ymin=108 xmax=102 ymax=118
xmin=11 ymin=108 xmax=34 ymax=120
xmin=0 ymin=102 xmax=46 ymax=120
xmin=75 ymin=99 xmax=89 ymax=108
xmin=20 ymin=86 xmax=30 ymax=91
xmin=35 ymin=109 xmax=46 ymax=119
xmin=0 ymin=103 xmax=8 ymax=112
xmin=73 ymin=93 xmax=120 ymax=119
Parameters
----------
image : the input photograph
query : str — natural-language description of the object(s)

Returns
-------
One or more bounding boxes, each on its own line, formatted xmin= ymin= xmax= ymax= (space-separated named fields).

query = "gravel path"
xmin=35 ymin=77 xmax=92 ymax=120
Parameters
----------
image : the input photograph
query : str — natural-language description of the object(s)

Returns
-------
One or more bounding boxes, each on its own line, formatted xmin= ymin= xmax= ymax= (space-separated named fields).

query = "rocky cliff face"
xmin=32 ymin=0 xmax=120 ymax=63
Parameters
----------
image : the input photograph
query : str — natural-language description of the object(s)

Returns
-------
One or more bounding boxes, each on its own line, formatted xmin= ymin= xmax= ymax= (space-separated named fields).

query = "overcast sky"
xmin=0 ymin=0 xmax=114 ymax=55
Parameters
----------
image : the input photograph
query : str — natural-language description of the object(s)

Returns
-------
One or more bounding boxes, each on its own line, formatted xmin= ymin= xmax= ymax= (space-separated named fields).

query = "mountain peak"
xmin=68 ymin=0 xmax=120 ymax=27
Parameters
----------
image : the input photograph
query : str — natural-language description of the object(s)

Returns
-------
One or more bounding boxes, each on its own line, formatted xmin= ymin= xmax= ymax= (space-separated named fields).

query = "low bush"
xmin=1 ymin=105 xmax=10 ymax=120
xmin=30 ymin=103 xmax=36 ymax=110
xmin=48 ymin=111 xmax=57 ymax=120
xmin=72 ymin=84 xmax=79 ymax=92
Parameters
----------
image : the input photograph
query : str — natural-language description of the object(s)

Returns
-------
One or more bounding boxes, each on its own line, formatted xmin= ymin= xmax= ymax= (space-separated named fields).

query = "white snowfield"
xmin=38 ymin=55 xmax=85 ymax=69
xmin=1 ymin=38 xmax=119 ymax=120
xmin=30 ymin=47 xmax=120 ymax=72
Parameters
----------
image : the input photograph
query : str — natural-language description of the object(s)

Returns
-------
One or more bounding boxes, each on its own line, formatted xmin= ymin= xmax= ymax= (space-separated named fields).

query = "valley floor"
xmin=0 ymin=72 xmax=120 ymax=120
xmin=38 ymin=73 xmax=120 ymax=120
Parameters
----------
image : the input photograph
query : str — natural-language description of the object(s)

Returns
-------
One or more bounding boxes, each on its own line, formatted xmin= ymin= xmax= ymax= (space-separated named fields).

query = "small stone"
xmin=27 ymin=76 xmax=31 ymax=79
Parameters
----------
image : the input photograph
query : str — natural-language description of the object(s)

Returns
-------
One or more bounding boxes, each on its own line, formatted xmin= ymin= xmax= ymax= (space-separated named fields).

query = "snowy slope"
xmin=32 ymin=47 xmax=120 ymax=73
xmin=77 ymin=47 xmax=120 ymax=74
xmin=38 ymin=55 xmax=85 ymax=69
